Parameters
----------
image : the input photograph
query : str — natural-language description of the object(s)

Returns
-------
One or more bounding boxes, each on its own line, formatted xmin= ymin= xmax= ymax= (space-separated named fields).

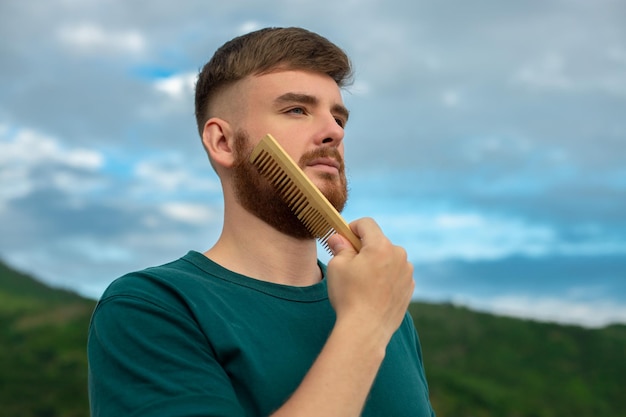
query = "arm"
xmin=88 ymin=289 xmax=246 ymax=417
xmin=271 ymin=217 xmax=415 ymax=417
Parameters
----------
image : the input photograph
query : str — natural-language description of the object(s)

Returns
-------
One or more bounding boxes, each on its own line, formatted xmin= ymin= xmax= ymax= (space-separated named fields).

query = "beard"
xmin=231 ymin=130 xmax=348 ymax=240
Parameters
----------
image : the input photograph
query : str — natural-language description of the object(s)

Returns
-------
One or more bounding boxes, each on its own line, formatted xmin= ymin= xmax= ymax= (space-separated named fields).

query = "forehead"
xmin=244 ymin=69 xmax=345 ymax=104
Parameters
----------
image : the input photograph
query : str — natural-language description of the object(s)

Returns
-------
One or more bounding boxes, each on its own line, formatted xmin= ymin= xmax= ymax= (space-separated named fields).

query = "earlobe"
xmin=202 ymin=118 xmax=236 ymax=168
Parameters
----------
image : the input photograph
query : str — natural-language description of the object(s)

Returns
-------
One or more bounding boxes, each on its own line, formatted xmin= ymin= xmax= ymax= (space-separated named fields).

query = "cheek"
xmin=249 ymin=123 xmax=298 ymax=149
xmin=273 ymin=138 xmax=305 ymax=162
xmin=235 ymin=111 xmax=275 ymax=141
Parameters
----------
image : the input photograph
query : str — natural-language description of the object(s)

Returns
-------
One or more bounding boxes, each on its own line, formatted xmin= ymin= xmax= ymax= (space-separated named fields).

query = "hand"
xmin=269 ymin=218 xmax=414 ymax=417
xmin=326 ymin=217 xmax=415 ymax=344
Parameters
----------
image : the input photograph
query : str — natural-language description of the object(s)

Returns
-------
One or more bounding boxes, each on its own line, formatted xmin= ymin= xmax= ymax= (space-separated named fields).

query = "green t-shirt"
xmin=88 ymin=251 xmax=435 ymax=416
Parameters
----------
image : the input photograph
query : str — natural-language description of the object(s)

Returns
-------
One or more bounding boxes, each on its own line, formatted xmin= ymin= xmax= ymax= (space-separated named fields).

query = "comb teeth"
xmin=253 ymin=150 xmax=336 ymax=252
xmin=249 ymin=134 xmax=362 ymax=253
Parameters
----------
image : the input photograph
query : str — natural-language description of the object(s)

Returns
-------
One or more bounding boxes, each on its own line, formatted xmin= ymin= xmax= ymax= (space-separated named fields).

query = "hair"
xmin=194 ymin=27 xmax=353 ymax=137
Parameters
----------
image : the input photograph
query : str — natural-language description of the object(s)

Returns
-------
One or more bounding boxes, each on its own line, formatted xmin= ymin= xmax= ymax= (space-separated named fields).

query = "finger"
xmin=327 ymin=233 xmax=356 ymax=257
xmin=349 ymin=217 xmax=385 ymax=246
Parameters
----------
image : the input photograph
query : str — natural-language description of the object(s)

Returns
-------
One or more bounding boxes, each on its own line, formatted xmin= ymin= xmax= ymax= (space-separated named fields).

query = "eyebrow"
xmin=274 ymin=92 xmax=350 ymax=124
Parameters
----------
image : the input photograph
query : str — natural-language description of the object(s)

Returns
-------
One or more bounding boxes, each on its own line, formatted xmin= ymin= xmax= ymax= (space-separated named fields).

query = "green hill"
xmin=411 ymin=303 xmax=626 ymax=417
xmin=1 ymin=260 xmax=625 ymax=417
xmin=0 ymin=260 xmax=96 ymax=417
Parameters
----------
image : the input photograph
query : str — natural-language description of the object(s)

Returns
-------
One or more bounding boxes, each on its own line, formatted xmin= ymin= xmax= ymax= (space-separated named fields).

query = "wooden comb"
xmin=249 ymin=134 xmax=362 ymax=253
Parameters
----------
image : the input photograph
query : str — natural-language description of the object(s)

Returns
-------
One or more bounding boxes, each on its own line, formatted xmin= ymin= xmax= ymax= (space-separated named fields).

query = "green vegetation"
xmin=411 ymin=303 xmax=626 ymax=417
xmin=0 ymin=261 xmax=96 ymax=417
xmin=1 ymin=260 xmax=624 ymax=416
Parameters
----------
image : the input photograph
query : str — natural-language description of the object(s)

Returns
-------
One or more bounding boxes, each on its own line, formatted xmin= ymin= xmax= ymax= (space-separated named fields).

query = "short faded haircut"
xmin=194 ymin=27 xmax=353 ymax=136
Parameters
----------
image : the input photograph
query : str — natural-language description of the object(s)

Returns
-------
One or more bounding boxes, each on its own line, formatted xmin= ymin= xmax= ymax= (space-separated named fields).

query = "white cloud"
xmin=237 ymin=21 xmax=263 ymax=35
xmin=133 ymin=157 xmax=219 ymax=193
xmin=440 ymin=89 xmax=461 ymax=107
xmin=373 ymin=209 xmax=556 ymax=262
xmin=435 ymin=213 xmax=482 ymax=229
xmin=0 ymin=125 xmax=105 ymax=202
xmin=514 ymin=53 xmax=572 ymax=90
xmin=57 ymin=22 xmax=145 ymax=54
xmin=452 ymin=293 xmax=626 ymax=328
xmin=133 ymin=160 xmax=183 ymax=190
xmin=161 ymin=202 xmax=218 ymax=225
xmin=374 ymin=205 xmax=626 ymax=264
xmin=62 ymin=238 xmax=133 ymax=263
xmin=154 ymin=72 xmax=197 ymax=99
xmin=0 ymin=125 xmax=104 ymax=170
xmin=513 ymin=48 xmax=626 ymax=96
xmin=554 ymin=239 xmax=626 ymax=257
xmin=0 ymin=168 xmax=32 ymax=207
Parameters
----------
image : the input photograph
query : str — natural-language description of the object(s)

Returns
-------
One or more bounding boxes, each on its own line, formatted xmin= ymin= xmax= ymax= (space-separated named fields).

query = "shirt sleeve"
xmin=408 ymin=312 xmax=437 ymax=417
xmin=88 ymin=282 xmax=245 ymax=417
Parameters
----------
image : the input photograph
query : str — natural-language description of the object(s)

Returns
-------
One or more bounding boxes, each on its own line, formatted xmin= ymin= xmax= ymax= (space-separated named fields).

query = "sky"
xmin=1 ymin=0 xmax=625 ymax=328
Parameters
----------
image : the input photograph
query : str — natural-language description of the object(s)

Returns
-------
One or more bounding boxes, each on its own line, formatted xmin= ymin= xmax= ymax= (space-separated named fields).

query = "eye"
xmin=334 ymin=117 xmax=346 ymax=128
xmin=286 ymin=107 xmax=306 ymax=115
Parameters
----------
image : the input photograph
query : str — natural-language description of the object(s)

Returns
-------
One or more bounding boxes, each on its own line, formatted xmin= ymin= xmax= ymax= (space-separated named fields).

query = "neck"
xmin=204 ymin=204 xmax=322 ymax=286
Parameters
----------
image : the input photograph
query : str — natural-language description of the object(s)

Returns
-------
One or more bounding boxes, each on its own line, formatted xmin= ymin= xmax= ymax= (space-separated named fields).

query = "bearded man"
xmin=88 ymin=27 xmax=436 ymax=417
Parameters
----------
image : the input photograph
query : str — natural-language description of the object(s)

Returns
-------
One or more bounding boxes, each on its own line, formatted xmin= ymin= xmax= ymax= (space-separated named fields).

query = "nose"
xmin=317 ymin=114 xmax=345 ymax=146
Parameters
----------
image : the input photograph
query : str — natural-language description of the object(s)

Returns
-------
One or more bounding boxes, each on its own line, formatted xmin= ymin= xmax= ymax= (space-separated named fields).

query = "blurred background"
xmin=1 ymin=0 xmax=625 ymax=328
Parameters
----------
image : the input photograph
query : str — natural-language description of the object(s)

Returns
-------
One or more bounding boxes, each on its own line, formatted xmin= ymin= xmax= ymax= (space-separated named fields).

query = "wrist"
xmin=332 ymin=313 xmax=390 ymax=361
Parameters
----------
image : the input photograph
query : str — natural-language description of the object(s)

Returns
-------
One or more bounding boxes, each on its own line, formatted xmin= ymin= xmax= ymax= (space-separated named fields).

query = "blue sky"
xmin=1 ymin=0 xmax=625 ymax=327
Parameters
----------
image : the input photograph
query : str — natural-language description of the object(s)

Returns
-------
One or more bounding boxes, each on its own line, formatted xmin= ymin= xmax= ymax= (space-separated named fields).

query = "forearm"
xmin=270 ymin=316 xmax=389 ymax=417
xmin=271 ymin=218 xmax=414 ymax=416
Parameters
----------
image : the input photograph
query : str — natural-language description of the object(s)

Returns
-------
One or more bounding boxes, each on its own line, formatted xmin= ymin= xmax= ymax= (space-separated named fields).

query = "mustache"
xmin=298 ymin=147 xmax=345 ymax=170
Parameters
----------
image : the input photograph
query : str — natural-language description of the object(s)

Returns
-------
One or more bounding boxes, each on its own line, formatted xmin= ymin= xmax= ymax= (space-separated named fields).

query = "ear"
xmin=201 ymin=117 xmax=236 ymax=169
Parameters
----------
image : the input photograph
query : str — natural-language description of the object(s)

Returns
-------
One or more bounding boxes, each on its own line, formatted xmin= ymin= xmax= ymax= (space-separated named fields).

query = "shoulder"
xmin=94 ymin=251 xmax=220 ymax=316
xmin=103 ymin=254 xmax=193 ymax=295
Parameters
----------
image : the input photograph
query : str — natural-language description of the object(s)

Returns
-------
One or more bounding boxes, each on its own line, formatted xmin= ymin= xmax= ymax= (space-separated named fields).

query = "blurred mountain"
xmin=411 ymin=302 xmax=626 ymax=416
xmin=0 ymin=259 xmax=96 ymax=417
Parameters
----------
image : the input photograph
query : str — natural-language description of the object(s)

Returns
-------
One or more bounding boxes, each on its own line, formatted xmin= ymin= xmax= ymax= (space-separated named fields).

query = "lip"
xmin=306 ymin=157 xmax=341 ymax=170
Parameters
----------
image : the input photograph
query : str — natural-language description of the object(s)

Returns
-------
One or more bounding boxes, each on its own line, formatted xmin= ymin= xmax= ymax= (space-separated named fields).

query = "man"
xmin=88 ymin=27 xmax=435 ymax=416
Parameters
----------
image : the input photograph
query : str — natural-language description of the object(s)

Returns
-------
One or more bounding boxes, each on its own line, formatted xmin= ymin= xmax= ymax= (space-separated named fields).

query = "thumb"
xmin=327 ymin=233 xmax=357 ymax=257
